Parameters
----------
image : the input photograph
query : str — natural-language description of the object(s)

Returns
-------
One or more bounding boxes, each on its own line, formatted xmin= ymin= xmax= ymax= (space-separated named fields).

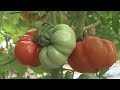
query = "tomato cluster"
xmin=14 ymin=24 xmax=76 ymax=69
xmin=14 ymin=25 xmax=117 ymax=73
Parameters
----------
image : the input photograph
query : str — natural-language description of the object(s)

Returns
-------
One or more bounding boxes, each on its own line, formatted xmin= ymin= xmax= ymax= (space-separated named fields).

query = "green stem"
xmin=60 ymin=66 xmax=63 ymax=79
xmin=50 ymin=11 xmax=57 ymax=25
xmin=75 ymin=11 xmax=87 ymax=40
xmin=42 ymin=21 xmax=54 ymax=28
xmin=51 ymin=67 xmax=61 ymax=79
xmin=83 ymin=20 xmax=100 ymax=31
xmin=0 ymin=59 xmax=15 ymax=67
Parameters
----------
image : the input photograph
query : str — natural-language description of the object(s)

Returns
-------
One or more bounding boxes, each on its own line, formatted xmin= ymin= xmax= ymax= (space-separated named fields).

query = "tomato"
xmin=18 ymin=29 xmax=40 ymax=43
xmin=68 ymin=36 xmax=117 ymax=73
xmin=14 ymin=30 xmax=41 ymax=67
xmin=39 ymin=24 xmax=76 ymax=69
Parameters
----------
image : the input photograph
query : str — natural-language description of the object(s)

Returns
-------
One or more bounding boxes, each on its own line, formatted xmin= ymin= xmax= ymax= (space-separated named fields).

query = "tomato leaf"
xmin=30 ymin=67 xmax=44 ymax=74
xmin=78 ymin=73 xmax=100 ymax=79
xmin=0 ymin=11 xmax=4 ymax=27
xmin=112 ymin=12 xmax=119 ymax=34
xmin=0 ymin=60 xmax=27 ymax=78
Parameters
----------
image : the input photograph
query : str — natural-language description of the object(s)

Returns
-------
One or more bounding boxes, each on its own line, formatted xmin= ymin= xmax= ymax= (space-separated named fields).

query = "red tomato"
xmin=68 ymin=36 xmax=117 ymax=73
xmin=14 ymin=30 xmax=41 ymax=67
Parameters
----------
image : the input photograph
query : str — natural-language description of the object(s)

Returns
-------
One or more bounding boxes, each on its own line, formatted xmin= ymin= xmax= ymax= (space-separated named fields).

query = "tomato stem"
xmin=50 ymin=11 xmax=57 ymax=26
xmin=0 ymin=59 xmax=15 ymax=67
xmin=42 ymin=21 xmax=54 ymax=28
xmin=51 ymin=67 xmax=61 ymax=79
xmin=83 ymin=20 xmax=100 ymax=31
xmin=75 ymin=11 xmax=87 ymax=40
xmin=60 ymin=66 xmax=64 ymax=79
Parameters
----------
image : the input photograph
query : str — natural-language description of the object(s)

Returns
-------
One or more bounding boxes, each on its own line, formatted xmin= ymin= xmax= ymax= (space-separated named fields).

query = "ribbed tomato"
xmin=68 ymin=36 xmax=117 ymax=73
xmin=14 ymin=30 xmax=41 ymax=67
xmin=39 ymin=24 xmax=76 ymax=69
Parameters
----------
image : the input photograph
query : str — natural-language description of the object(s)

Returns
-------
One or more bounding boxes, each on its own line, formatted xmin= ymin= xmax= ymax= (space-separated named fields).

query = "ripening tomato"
xmin=68 ymin=36 xmax=117 ymax=73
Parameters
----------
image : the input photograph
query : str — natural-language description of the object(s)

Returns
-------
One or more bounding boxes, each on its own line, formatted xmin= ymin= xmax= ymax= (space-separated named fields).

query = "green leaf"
xmin=0 ymin=36 xmax=4 ymax=42
xmin=68 ymin=11 xmax=81 ymax=26
xmin=112 ymin=12 xmax=119 ymax=34
xmin=0 ymin=53 xmax=8 ymax=61
xmin=30 ymin=66 xmax=44 ymax=74
xmin=96 ymin=11 xmax=111 ymax=18
xmin=78 ymin=73 xmax=100 ymax=79
xmin=0 ymin=60 xmax=27 ymax=78
xmin=2 ymin=12 xmax=29 ymax=43
xmin=0 ymin=11 xmax=4 ymax=27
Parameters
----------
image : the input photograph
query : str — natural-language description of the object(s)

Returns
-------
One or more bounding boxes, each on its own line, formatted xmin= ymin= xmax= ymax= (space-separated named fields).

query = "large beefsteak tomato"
xmin=14 ymin=30 xmax=41 ymax=67
xmin=68 ymin=36 xmax=117 ymax=73
xmin=39 ymin=24 xmax=76 ymax=69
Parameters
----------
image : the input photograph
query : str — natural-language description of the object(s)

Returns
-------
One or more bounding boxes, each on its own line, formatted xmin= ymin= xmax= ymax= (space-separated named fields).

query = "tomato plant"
xmin=0 ymin=11 xmax=120 ymax=79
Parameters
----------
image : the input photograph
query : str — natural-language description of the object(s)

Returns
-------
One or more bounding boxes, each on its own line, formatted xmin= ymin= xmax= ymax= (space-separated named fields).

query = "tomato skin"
xmin=29 ymin=47 xmax=41 ymax=67
xmin=25 ymin=29 xmax=37 ymax=38
xmin=25 ymin=29 xmax=40 ymax=38
xmin=68 ymin=36 xmax=117 ymax=73
xmin=18 ymin=35 xmax=33 ymax=43
xmin=14 ymin=30 xmax=41 ymax=67
xmin=18 ymin=29 xmax=37 ymax=43
xmin=14 ymin=41 xmax=38 ymax=65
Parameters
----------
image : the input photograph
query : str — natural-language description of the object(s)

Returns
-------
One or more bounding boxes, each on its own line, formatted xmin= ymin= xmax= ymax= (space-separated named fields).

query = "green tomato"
xmin=39 ymin=24 xmax=76 ymax=69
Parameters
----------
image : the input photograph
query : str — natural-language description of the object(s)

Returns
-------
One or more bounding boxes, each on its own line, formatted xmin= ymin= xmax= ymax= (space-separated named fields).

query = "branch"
xmin=83 ymin=20 xmax=101 ymax=31
xmin=75 ymin=11 xmax=88 ymax=40
xmin=50 ymin=11 xmax=57 ymax=25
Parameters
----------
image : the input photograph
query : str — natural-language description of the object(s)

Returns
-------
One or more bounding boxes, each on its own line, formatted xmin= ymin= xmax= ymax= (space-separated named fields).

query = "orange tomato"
xmin=68 ymin=36 xmax=117 ymax=73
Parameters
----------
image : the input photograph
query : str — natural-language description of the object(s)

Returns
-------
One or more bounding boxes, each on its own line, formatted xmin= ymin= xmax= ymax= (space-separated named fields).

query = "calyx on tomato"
xmin=68 ymin=36 xmax=117 ymax=73
xmin=39 ymin=24 xmax=76 ymax=69
xmin=14 ymin=29 xmax=41 ymax=67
